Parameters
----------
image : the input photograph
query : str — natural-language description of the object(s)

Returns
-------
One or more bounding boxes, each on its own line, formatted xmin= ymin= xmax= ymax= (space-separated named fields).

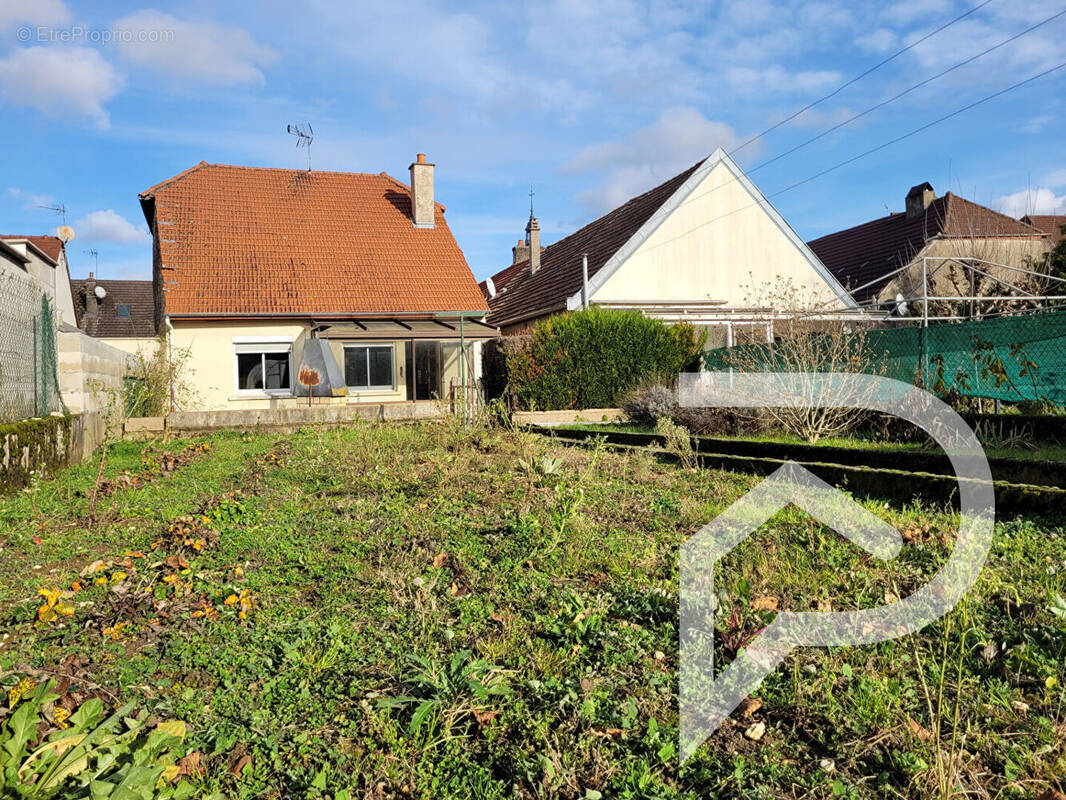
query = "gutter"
xmin=164 ymin=315 xmax=175 ymax=412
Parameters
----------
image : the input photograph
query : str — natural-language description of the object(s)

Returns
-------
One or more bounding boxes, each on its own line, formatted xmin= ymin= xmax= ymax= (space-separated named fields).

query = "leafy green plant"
xmin=655 ymin=417 xmax=697 ymax=469
xmin=500 ymin=308 xmax=704 ymax=410
xmin=0 ymin=680 xmax=194 ymax=798
xmin=379 ymin=650 xmax=510 ymax=740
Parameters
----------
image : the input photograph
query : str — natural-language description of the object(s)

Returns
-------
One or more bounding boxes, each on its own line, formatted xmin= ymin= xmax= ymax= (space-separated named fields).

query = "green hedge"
xmin=500 ymin=308 xmax=704 ymax=410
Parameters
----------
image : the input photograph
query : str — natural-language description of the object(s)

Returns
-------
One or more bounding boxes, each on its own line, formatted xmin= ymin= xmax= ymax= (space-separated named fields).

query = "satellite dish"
xmin=894 ymin=293 xmax=908 ymax=316
xmin=485 ymin=277 xmax=497 ymax=299
xmin=56 ymin=226 xmax=75 ymax=243
xmin=94 ymin=285 xmax=107 ymax=299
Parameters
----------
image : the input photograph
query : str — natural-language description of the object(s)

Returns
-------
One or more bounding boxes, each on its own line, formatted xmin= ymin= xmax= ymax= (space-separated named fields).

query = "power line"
xmin=638 ymin=60 xmax=1066 ymax=258
xmin=667 ymin=7 xmax=1066 ymax=217
xmin=747 ymin=7 xmax=1066 ymax=177
xmin=730 ymin=0 xmax=996 ymax=156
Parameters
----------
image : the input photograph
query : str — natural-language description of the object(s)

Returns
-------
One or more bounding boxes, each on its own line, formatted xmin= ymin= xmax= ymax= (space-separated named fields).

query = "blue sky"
xmin=1 ymin=0 xmax=1064 ymax=282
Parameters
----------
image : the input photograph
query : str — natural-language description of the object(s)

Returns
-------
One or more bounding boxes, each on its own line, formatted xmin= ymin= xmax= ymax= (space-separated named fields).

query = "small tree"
xmin=720 ymin=279 xmax=884 ymax=442
xmin=123 ymin=337 xmax=197 ymax=418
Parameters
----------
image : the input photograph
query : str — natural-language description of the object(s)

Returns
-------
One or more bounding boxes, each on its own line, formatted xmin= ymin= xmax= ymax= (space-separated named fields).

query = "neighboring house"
xmin=481 ymin=148 xmax=856 ymax=346
xmin=0 ymin=234 xmax=77 ymax=326
xmin=808 ymin=184 xmax=1049 ymax=309
xmin=1021 ymin=214 xmax=1066 ymax=247
xmin=70 ymin=274 xmax=158 ymax=357
xmin=138 ymin=155 xmax=495 ymax=411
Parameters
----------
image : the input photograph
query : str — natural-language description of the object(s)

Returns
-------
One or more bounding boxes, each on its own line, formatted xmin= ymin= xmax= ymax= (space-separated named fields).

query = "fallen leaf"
xmin=744 ymin=721 xmax=766 ymax=741
xmin=738 ymin=697 xmax=763 ymax=718
xmin=906 ymin=716 xmax=932 ymax=741
xmin=432 ymin=553 xmax=449 ymax=568
xmin=176 ymin=751 xmax=203 ymax=777
xmin=751 ymin=596 xmax=779 ymax=612
xmin=1036 ymin=792 xmax=1066 ymax=800
xmin=580 ymin=678 xmax=594 ymax=693
xmin=229 ymin=753 xmax=252 ymax=778
xmin=473 ymin=709 xmax=498 ymax=726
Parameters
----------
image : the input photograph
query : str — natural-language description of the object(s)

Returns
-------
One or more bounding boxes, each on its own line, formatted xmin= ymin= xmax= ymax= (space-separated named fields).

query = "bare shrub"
xmin=621 ymin=379 xmax=678 ymax=426
xmin=124 ymin=337 xmax=198 ymax=418
xmin=722 ymin=279 xmax=884 ymax=443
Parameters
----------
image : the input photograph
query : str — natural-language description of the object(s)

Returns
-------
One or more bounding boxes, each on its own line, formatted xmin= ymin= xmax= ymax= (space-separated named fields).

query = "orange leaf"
xmin=752 ymin=596 xmax=779 ymax=612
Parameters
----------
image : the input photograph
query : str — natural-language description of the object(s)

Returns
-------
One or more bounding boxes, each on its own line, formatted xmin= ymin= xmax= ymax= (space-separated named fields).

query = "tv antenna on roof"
xmin=84 ymin=248 xmax=98 ymax=273
xmin=40 ymin=202 xmax=67 ymax=225
xmin=529 ymin=184 xmax=535 ymax=218
xmin=287 ymin=123 xmax=314 ymax=171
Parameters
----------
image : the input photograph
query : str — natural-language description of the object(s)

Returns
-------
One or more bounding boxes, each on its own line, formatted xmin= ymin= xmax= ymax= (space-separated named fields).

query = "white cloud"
xmin=113 ymin=10 xmax=278 ymax=86
xmin=0 ymin=0 xmax=69 ymax=29
xmin=73 ymin=209 xmax=150 ymax=243
xmin=0 ymin=46 xmax=122 ymax=127
xmin=725 ymin=65 xmax=841 ymax=94
xmin=561 ymin=107 xmax=747 ymax=213
xmin=993 ymin=187 xmax=1066 ymax=218
xmin=1016 ymin=114 xmax=1053 ymax=134
xmin=856 ymin=28 xmax=897 ymax=53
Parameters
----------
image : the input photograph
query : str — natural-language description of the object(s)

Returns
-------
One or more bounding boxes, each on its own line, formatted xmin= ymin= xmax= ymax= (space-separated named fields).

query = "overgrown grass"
xmin=0 ymin=421 xmax=1063 ymax=798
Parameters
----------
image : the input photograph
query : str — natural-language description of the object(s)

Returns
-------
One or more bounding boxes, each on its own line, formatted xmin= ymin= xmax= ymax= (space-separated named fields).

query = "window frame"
xmin=233 ymin=340 xmax=294 ymax=396
xmin=343 ymin=342 xmax=397 ymax=393
xmin=116 ymin=304 xmax=131 ymax=318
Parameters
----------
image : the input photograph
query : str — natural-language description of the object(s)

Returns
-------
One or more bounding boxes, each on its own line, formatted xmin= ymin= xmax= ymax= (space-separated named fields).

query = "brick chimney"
xmin=526 ymin=215 xmax=541 ymax=274
xmin=85 ymin=272 xmax=98 ymax=319
xmin=409 ymin=153 xmax=435 ymax=228
xmin=906 ymin=182 xmax=935 ymax=219
xmin=512 ymin=238 xmax=530 ymax=265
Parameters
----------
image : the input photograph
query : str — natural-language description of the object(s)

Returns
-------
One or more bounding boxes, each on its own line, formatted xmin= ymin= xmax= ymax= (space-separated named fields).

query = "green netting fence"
xmin=703 ymin=310 xmax=1066 ymax=406
xmin=0 ymin=267 xmax=66 ymax=423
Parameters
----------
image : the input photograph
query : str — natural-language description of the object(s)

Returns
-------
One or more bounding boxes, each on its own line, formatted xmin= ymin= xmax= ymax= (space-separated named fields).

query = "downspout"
xmin=164 ymin=315 xmax=175 ymax=413
xmin=460 ymin=313 xmax=466 ymax=411
xmin=581 ymin=254 xmax=589 ymax=310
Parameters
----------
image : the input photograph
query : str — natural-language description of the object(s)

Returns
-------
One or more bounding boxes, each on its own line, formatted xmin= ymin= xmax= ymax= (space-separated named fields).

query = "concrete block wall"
xmin=58 ymin=327 xmax=136 ymax=415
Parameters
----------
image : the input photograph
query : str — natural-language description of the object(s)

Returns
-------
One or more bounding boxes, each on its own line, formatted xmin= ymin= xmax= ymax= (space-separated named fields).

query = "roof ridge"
xmin=488 ymin=157 xmax=706 ymax=285
xmin=942 ymin=192 xmax=1044 ymax=235
xmin=141 ymin=162 xmax=448 ymax=211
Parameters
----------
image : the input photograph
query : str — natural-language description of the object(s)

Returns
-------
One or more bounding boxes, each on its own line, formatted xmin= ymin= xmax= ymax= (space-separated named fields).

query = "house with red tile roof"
xmin=0 ymin=234 xmax=77 ymax=326
xmin=808 ymin=184 xmax=1050 ymax=309
xmin=1021 ymin=214 xmax=1066 ymax=246
xmin=139 ymin=155 xmax=495 ymax=411
xmin=481 ymin=149 xmax=857 ymax=345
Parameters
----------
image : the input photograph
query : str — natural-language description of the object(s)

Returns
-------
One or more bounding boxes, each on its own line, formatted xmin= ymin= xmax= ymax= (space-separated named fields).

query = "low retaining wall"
xmin=541 ymin=426 xmax=1066 ymax=489
xmin=167 ymin=401 xmax=443 ymax=435
xmin=1 ymin=414 xmax=98 ymax=491
xmin=512 ymin=408 xmax=625 ymax=426
xmin=538 ymin=431 xmax=1065 ymax=516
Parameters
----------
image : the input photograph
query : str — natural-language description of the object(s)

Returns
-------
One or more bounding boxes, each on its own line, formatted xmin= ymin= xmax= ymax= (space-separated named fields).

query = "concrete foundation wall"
xmin=168 ymin=400 xmax=444 ymax=435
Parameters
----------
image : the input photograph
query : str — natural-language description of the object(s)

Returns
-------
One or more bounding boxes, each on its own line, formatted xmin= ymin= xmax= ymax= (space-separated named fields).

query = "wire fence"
xmin=703 ymin=310 xmax=1066 ymax=407
xmin=0 ymin=268 xmax=66 ymax=423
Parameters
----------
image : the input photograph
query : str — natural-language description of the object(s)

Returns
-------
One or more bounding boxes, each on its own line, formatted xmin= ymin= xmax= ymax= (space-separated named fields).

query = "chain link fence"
xmin=704 ymin=310 xmax=1066 ymax=407
xmin=0 ymin=268 xmax=66 ymax=423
